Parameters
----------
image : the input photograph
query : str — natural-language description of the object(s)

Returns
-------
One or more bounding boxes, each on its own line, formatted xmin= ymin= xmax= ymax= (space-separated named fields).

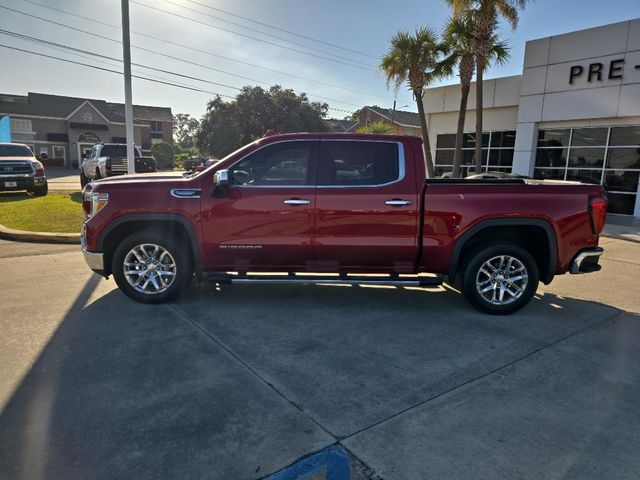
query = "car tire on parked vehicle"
xmin=461 ymin=242 xmax=539 ymax=315
xmin=31 ymin=184 xmax=48 ymax=197
xmin=111 ymin=231 xmax=193 ymax=303
xmin=80 ymin=169 xmax=89 ymax=188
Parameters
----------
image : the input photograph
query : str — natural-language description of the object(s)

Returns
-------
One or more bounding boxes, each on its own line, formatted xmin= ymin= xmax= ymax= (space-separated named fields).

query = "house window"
xmin=434 ymin=131 xmax=515 ymax=177
xmin=150 ymin=121 xmax=162 ymax=133
xmin=10 ymin=118 xmax=35 ymax=141
xmin=535 ymin=126 xmax=640 ymax=215
xmin=52 ymin=145 xmax=65 ymax=161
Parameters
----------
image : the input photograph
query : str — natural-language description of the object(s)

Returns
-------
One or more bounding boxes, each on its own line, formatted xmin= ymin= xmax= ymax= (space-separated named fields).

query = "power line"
xmin=0 ymin=43 xmax=235 ymax=98
xmin=0 ymin=24 xmax=364 ymax=109
xmin=155 ymin=0 xmax=373 ymax=66
xmin=0 ymin=29 xmax=243 ymax=92
xmin=130 ymin=0 xmax=375 ymax=71
xmin=13 ymin=0 xmax=394 ymax=101
xmin=183 ymin=0 xmax=378 ymax=59
xmin=0 ymin=43 xmax=355 ymax=115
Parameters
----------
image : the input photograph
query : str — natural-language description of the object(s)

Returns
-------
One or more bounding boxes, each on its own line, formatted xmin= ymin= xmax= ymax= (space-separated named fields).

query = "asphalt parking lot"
xmin=0 ymin=237 xmax=638 ymax=480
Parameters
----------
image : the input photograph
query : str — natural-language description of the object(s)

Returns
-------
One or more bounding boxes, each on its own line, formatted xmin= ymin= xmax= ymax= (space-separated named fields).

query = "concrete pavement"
xmin=0 ymin=238 xmax=638 ymax=479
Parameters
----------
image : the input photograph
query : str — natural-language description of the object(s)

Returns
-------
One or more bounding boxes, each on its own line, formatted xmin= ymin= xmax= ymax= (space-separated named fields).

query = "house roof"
xmin=366 ymin=106 xmax=421 ymax=127
xmin=323 ymin=118 xmax=357 ymax=132
xmin=0 ymin=92 xmax=172 ymax=122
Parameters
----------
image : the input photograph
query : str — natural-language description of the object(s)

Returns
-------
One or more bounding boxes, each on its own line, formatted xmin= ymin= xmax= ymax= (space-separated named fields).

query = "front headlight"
xmin=83 ymin=191 xmax=109 ymax=218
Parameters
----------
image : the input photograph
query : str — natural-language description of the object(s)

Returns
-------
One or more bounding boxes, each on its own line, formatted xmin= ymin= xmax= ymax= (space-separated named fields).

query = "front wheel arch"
xmin=99 ymin=215 xmax=201 ymax=277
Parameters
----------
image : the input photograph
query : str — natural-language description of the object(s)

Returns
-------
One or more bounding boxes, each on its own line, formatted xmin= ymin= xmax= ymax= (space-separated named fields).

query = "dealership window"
xmin=434 ymin=131 xmax=515 ymax=177
xmin=535 ymin=126 xmax=640 ymax=215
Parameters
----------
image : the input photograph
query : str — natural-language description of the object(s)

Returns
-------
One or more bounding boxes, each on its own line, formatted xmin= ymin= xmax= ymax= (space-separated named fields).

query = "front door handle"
xmin=385 ymin=199 xmax=411 ymax=206
xmin=284 ymin=198 xmax=311 ymax=205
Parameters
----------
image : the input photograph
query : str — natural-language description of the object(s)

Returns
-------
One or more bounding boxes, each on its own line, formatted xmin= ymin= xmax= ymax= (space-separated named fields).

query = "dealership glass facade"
xmin=534 ymin=126 xmax=640 ymax=215
xmin=434 ymin=131 xmax=516 ymax=177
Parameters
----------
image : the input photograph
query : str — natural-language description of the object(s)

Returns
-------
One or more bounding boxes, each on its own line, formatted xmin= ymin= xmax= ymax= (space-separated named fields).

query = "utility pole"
xmin=121 ymin=0 xmax=135 ymax=175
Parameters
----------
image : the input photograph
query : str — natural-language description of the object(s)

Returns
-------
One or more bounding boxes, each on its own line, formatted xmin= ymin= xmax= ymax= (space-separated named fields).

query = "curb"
xmin=601 ymin=233 xmax=640 ymax=245
xmin=0 ymin=222 xmax=80 ymax=244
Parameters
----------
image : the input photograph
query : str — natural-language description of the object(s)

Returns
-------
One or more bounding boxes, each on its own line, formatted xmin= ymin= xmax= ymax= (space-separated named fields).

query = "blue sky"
xmin=1 ymin=0 xmax=639 ymax=119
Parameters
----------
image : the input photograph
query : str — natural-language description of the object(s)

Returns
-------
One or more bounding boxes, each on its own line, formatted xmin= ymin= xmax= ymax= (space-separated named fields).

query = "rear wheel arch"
xmin=449 ymin=218 xmax=557 ymax=285
xmin=98 ymin=214 xmax=201 ymax=276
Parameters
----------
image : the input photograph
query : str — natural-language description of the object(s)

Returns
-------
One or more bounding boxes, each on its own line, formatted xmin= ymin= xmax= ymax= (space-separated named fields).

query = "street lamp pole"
xmin=121 ymin=0 xmax=135 ymax=175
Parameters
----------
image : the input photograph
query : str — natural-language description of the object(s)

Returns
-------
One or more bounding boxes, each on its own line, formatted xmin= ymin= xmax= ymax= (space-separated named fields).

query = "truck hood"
xmin=0 ymin=156 xmax=36 ymax=162
xmin=92 ymin=172 xmax=185 ymax=184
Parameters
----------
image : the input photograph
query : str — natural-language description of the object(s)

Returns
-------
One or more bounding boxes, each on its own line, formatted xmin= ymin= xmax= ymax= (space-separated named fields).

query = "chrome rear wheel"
xmin=475 ymin=255 xmax=529 ymax=306
xmin=462 ymin=243 xmax=539 ymax=315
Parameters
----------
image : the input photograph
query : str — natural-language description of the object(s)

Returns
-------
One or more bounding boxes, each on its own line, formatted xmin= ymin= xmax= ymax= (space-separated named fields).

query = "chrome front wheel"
xmin=112 ymin=231 xmax=193 ymax=304
xmin=475 ymin=255 xmax=529 ymax=306
xmin=123 ymin=243 xmax=177 ymax=295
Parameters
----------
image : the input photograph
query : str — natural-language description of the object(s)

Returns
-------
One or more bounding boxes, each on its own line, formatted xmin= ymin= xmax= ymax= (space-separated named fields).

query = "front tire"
xmin=461 ymin=243 xmax=539 ymax=315
xmin=112 ymin=231 xmax=193 ymax=303
xmin=31 ymin=183 xmax=48 ymax=197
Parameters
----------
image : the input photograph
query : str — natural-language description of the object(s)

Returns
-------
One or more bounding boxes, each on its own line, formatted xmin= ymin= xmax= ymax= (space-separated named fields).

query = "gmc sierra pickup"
xmin=81 ymin=133 xmax=606 ymax=314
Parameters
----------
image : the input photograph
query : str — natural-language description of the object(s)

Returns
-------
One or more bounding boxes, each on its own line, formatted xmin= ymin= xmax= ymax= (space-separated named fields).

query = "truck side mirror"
xmin=213 ymin=169 xmax=229 ymax=197
xmin=214 ymin=169 xmax=229 ymax=187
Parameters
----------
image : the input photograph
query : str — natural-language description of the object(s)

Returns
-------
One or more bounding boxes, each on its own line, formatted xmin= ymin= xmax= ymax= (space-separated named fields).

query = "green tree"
xmin=447 ymin=0 xmax=528 ymax=173
xmin=381 ymin=27 xmax=454 ymax=178
xmin=151 ymin=142 xmax=175 ymax=170
xmin=172 ymin=113 xmax=200 ymax=150
xmin=196 ymin=85 xmax=329 ymax=158
xmin=444 ymin=13 xmax=509 ymax=177
xmin=356 ymin=120 xmax=397 ymax=135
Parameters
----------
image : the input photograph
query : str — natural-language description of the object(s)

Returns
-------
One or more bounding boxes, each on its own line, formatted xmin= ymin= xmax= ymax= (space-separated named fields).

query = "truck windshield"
xmin=0 ymin=145 xmax=33 ymax=157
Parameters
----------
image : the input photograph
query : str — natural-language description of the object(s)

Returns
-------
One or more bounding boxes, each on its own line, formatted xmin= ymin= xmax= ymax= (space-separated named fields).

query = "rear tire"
xmin=112 ymin=231 xmax=193 ymax=304
xmin=95 ymin=168 xmax=102 ymax=180
xmin=461 ymin=242 xmax=539 ymax=315
xmin=80 ymin=169 xmax=89 ymax=188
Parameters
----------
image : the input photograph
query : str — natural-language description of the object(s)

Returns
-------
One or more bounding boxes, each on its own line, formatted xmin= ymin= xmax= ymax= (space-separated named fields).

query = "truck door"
xmin=201 ymin=140 xmax=318 ymax=269
xmin=314 ymin=140 xmax=419 ymax=271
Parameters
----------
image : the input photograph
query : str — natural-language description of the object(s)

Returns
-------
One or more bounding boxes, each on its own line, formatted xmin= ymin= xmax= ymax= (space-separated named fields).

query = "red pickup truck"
xmin=81 ymin=133 xmax=606 ymax=314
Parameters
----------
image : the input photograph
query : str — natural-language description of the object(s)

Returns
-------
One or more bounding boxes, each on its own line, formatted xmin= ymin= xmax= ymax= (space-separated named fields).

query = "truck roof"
xmin=254 ymin=132 xmax=422 ymax=143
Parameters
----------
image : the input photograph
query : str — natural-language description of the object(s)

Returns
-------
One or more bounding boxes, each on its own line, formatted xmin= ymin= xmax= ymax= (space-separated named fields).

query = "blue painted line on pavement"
xmin=265 ymin=444 xmax=351 ymax=480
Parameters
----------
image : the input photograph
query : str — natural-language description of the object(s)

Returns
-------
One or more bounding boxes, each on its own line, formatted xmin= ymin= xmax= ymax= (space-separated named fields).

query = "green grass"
xmin=0 ymin=191 xmax=84 ymax=233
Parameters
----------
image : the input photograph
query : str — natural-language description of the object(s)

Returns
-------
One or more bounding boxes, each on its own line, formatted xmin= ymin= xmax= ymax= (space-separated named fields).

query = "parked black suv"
xmin=0 ymin=143 xmax=48 ymax=196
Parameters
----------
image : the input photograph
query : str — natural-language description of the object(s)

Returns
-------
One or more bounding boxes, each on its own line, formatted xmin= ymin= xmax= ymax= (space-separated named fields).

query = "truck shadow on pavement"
xmin=0 ymin=277 xmax=633 ymax=480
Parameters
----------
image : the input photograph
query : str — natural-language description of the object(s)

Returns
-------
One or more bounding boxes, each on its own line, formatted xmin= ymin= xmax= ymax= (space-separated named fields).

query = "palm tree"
xmin=444 ymin=13 xmax=509 ymax=177
xmin=381 ymin=27 xmax=453 ymax=178
xmin=447 ymin=0 xmax=528 ymax=173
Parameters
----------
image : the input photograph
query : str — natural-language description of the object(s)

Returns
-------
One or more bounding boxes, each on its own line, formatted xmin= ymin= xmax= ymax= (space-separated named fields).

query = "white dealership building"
xmin=423 ymin=18 xmax=640 ymax=217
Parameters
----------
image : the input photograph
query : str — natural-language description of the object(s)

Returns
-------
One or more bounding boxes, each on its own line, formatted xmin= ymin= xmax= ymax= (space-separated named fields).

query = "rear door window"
xmin=318 ymin=141 xmax=400 ymax=186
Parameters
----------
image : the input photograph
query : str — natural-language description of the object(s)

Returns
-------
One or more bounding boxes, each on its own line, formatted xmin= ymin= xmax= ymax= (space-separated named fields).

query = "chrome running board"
xmin=205 ymin=272 xmax=443 ymax=287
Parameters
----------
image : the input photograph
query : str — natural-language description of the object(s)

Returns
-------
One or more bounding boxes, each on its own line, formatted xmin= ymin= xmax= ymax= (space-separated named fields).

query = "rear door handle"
xmin=385 ymin=199 xmax=411 ymax=206
xmin=284 ymin=198 xmax=311 ymax=205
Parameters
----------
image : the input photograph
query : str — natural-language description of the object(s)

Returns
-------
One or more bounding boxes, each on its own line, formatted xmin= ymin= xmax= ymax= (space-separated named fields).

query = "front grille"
xmin=0 ymin=161 xmax=33 ymax=176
